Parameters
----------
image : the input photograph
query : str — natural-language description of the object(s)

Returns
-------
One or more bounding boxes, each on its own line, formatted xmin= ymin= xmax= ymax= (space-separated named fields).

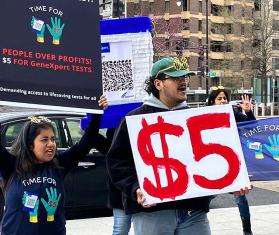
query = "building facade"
xmin=252 ymin=0 xmax=279 ymax=105
xmin=126 ymin=0 xmax=255 ymax=102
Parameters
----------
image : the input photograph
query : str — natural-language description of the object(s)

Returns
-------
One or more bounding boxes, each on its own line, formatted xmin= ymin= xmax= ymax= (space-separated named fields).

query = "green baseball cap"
xmin=150 ymin=57 xmax=195 ymax=78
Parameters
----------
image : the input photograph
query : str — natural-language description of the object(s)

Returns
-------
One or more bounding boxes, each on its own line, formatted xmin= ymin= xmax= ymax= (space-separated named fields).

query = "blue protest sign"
xmin=238 ymin=117 xmax=279 ymax=181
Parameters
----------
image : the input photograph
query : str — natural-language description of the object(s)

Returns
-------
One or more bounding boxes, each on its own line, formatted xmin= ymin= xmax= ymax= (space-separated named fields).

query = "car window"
xmin=65 ymin=118 xmax=108 ymax=144
xmin=4 ymin=122 xmax=25 ymax=147
xmin=50 ymin=120 xmax=62 ymax=148
xmin=3 ymin=120 xmax=62 ymax=148
xmin=65 ymin=119 xmax=84 ymax=144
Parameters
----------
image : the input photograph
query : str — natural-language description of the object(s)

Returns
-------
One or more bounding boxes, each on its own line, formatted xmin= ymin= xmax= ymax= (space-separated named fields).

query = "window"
xmin=227 ymin=24 xmax=232 ymax=34
xmin=182 ymin=19 xmax=190 ymax=30
xmin=273 ymin=20 xmax=279 ymax=31
xmin=228 ymin=5 xmax=233 ymax=14
xmin=165 ymin=38 xmax=170 ymax=49
xmin=198 ymin=20 xmax=202 ymax=32
xmin=241 ymin=24 xmax=244 ymax=35
xmin=211 ymin=23 xmax=221 ymax=34
xmin=241 ymin=61 xmax=244 ymax=70
xmin=253 ymin=19 xmax=261 ymax=30
xmin=149 ymin=2 xmax=154 ymax=13
xmin=165 ymin=1 xmax=170 ymax=12
xmin=181 ymin=38 xmax=189 ymax=49
xmin=211 ymin=23 xmax=232 ymax=34
xmin=211 ymin=4 xmax=220 ymax=16
xmin=273 ymin=0 xmax=279 ymax=11
xmin=252 ymin=39 xmax=261 ymax=47
xmin=272 ymin=58 xmax=279 ymax=70
xmin=241 ymin=8 xmax=245 ymax=17
xmin=255 ymin=0 xmax=261 ymax=11
xmin=211 ymin=41 xmax=232 ymax=52
xmin=182 ymin=0 xmax=188 ymax=11
xmin=3 ymin=119 xmax=61 ymax=147
xmin=241 ymin=42 xmax=244 ymax=53
xmin=199 ymin=1 xmax=202 ymax=12
xmin=175 ymin=39 xmax=188 ymax=52
xmin=272 ymin=39 xmax=279 ymax=50
xmin=210 ymin=59 xmax=223 ymax=70
xmin=4 ymin=122 xmax=25 ymax=147
xmin=66 ymin=119 xmax=83 ymax=145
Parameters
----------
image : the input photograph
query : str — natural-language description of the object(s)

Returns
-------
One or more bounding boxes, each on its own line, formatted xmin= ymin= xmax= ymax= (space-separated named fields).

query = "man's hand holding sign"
xmin=126 ymin=104 xmax=251 ymax=206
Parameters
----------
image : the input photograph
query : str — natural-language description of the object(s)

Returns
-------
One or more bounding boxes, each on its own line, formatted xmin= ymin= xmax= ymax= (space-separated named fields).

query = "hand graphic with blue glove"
xmin=22 ymin=191 xmax=39 ymax=223
xmin=264 ymin=134 xmax=279 ymax=161
xmin=46 ymin=17 xmax=65 ymax=45
xmin=246 ymin=140 xmax=264 ymax=159
xmin=31 ymin=16 xmax=45 ymax=43
xmin=41 ymin=187 xmax=61 ymax=222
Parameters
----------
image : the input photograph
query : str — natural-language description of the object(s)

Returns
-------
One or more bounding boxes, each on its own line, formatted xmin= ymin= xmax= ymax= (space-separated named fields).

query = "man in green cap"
xmin=107 ymin=57 xmax=211 ymax=235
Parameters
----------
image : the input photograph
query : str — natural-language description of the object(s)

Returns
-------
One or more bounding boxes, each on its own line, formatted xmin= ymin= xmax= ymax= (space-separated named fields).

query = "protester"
xmin=106 ymin=128 xmax=132 ymax=235
xmin=82 ymin=107 xmax=132 ymax=235
xmin=206 ymin=86 xmax=255 ymax=235
xmin=93 ymin=127 xmax=132 ymax=235
xmin=0 ymin=96 xmax=107 ymax=235
xmin=107 ymin=57 xmax=213 ymax=235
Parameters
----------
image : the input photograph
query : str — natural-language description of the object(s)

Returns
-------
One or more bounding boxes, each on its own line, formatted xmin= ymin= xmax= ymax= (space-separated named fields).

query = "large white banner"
xmin=126 ymin=104 xmax=251 ymax=205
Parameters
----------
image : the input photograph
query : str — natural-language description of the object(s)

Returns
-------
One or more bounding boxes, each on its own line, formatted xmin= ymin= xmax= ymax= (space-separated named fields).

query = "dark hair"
xmin=10 ymin=120 xmax=59 ymax=178
xmin=206 ymin=89 xmax=230 ymax=106
xmin=144 ymin=73 xmax=166 ymax=98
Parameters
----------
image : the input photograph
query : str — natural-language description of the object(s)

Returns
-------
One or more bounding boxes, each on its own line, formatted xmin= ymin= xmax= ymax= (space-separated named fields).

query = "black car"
xmin=0 ymin=111 xmax=111 ymax=219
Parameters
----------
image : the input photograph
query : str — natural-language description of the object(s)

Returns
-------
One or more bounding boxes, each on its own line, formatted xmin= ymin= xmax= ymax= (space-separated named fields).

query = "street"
xmin=66 ymin=181 xmax=279 ymax=235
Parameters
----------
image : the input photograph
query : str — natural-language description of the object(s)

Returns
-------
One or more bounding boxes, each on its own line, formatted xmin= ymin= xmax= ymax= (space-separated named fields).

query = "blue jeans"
xmin=132 ymin=209 xmax=211 ymax=235
xmin=234 ymin=195 xmax=250 ymax=219
xmin=112 ymin=208 xmax=132 ymax=235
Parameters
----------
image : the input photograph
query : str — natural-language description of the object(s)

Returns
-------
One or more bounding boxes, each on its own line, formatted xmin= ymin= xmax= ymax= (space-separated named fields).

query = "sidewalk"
xmin=66 ymin=204 xmax=279 ymax=235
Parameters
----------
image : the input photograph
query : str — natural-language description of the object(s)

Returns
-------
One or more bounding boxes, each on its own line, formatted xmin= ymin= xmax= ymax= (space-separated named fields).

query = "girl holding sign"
xmin=207 ymin=86 xmax=255 ymax=235
xmin=0 ymin=96 xmax=107 ymax=235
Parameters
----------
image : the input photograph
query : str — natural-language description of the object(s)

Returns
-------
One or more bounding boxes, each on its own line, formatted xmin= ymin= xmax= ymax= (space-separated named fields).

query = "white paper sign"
xmin=126 ymin=104 xmax=251 ymax=205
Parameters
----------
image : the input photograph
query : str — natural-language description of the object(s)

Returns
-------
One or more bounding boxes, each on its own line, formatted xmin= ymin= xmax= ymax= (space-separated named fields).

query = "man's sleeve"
xmin=106 ymin=118 xmax=139 ymax=201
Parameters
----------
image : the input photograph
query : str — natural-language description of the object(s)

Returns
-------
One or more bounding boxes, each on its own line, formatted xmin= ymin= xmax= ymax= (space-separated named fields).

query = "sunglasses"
xmin=210 ymin=86 xmax=225 ymax=91
xmin=28 ymin=116 xmax=52 ymax=124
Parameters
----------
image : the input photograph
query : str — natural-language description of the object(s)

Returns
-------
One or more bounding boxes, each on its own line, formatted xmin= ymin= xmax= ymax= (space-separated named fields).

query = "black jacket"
xmin=90 ymin=128 xmax=124 ymax=210
xmin=106 ymin=104 xmax=210 ymax=214
xmin=233 ymin=107 xmax=256 ymax=123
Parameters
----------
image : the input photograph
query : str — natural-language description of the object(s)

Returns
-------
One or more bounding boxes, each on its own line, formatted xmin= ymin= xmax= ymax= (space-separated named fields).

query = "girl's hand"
xmin=98 ymin=94 xmax=108 ymax=110
xmin=239 ymin=94 xmax=253 ymax=112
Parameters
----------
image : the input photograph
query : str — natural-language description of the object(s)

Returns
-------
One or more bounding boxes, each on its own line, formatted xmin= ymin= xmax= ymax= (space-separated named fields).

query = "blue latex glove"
xmin=22 ymin=191 xmax=39 ymax=223
xmin=264 ymin=134 xmax=279 ymax=161
xmin=41 ymin=187 xmax=61 ymax=222
xmin=46 ymin=17 xmax=65 ymax=45
xmin=246 ymin=140 xmax=264 ymax=159
xmin=31 ymin=16 xmax=45 ymax=43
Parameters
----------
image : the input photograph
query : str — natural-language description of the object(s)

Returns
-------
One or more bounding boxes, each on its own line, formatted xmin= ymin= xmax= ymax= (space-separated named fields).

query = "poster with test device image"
xmin=0 ymin=0 xmax=103 ymax=113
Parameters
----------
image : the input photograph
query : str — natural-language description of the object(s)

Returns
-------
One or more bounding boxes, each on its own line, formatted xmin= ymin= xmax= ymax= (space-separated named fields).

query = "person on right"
xmin=206 ymin=86 xmax=255 ymax=235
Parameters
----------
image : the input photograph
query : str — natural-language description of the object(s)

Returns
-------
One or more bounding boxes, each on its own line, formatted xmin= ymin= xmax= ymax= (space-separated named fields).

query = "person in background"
xmin=106 ymin=128 xmax=132 ymax=235
xmin=0 ymin=96 xmax=107 ymax=235
xmin=82 ymin=105 xmax=132 ymax=235
xmin=206 ymin=86 xmax=255 ymax=235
